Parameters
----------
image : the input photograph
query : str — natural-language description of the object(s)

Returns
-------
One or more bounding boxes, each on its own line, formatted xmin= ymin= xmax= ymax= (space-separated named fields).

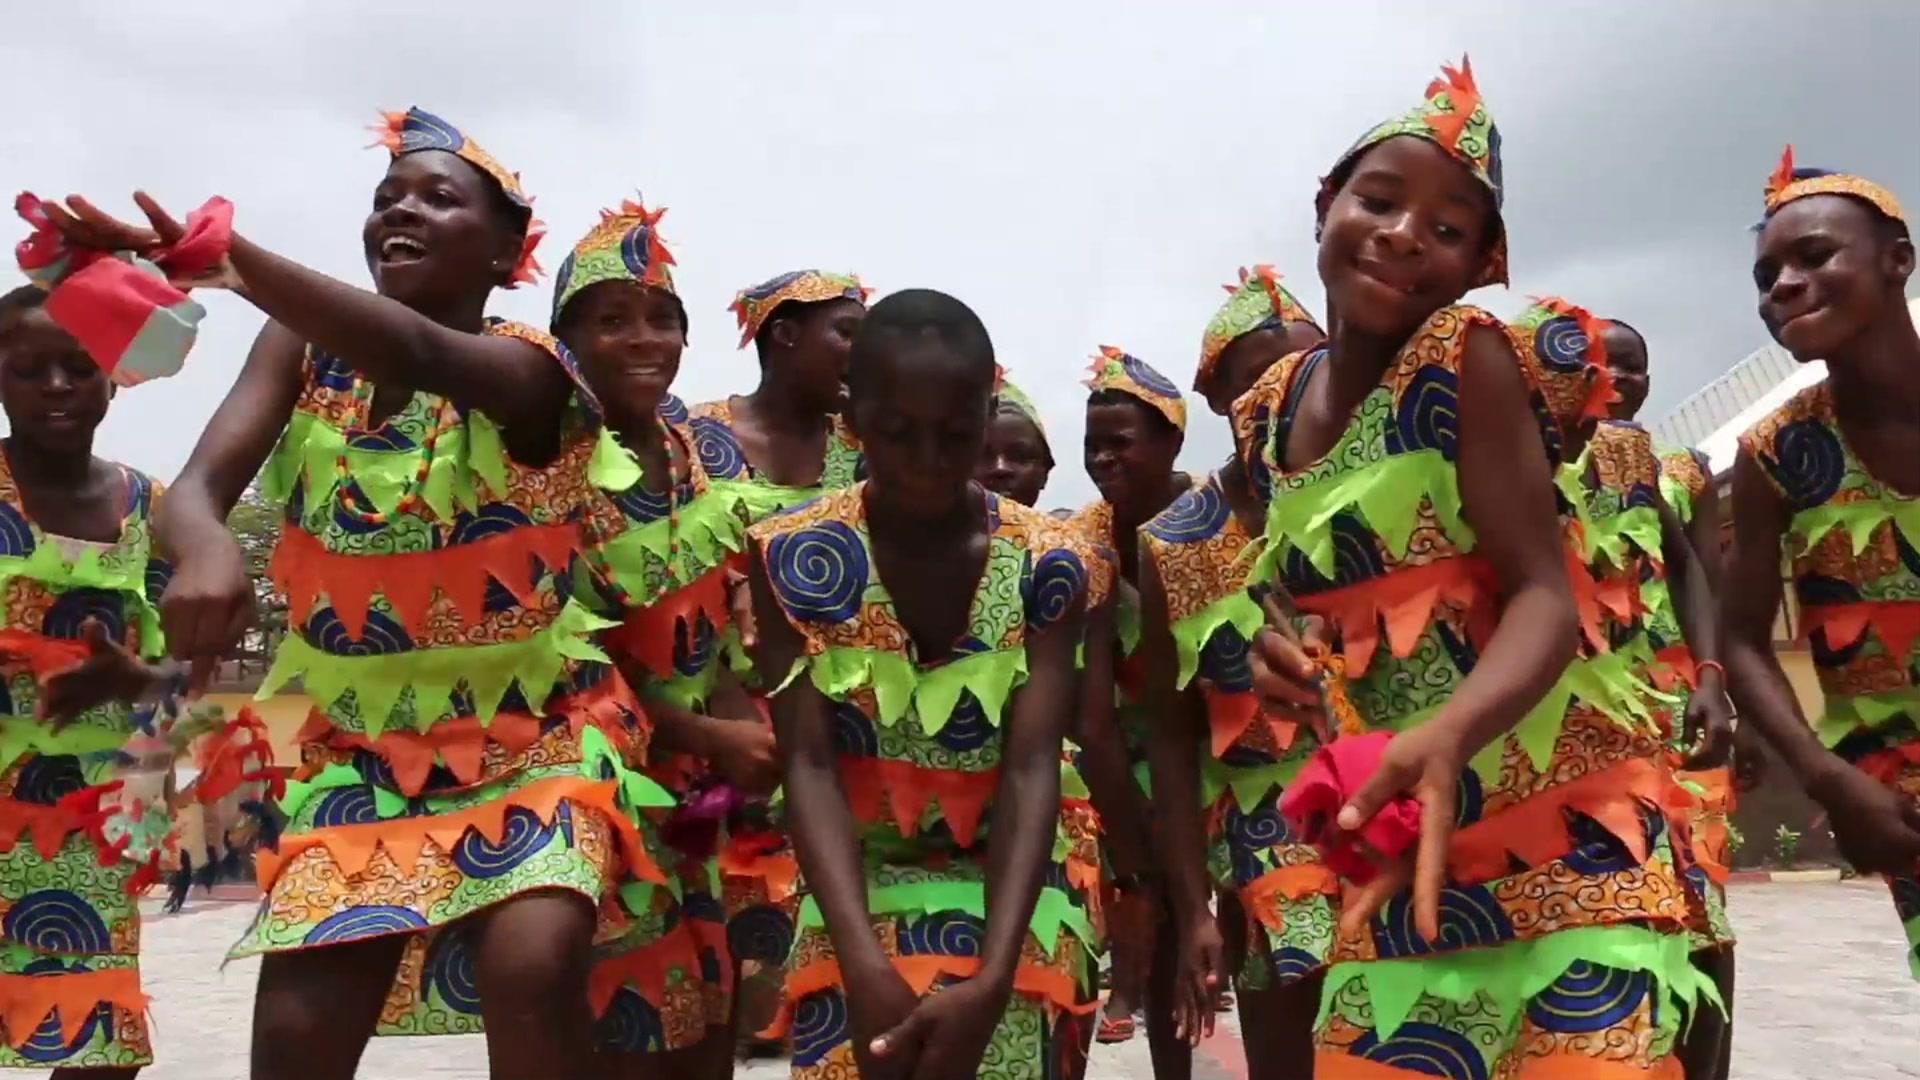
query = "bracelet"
xmin=1693 ymin=659 xmax=1726 ymax=683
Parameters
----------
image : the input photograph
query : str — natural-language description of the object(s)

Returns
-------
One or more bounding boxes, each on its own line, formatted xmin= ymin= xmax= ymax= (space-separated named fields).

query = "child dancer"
xmin=976 ymin=380 xmax=1053 ymax=509
xmin=748 ymin=289 xmax=1103 ymax=1079
xmin=1237 ymin=62 xmax=1718 ymax=1078
xmin=50 ymin=109 xmax=670 ymax=1080
xmin=548 ymin=196 xmax=776 ymax=1076
xmin=0 ymin=286 xmax=187 ymax=1076
xmin=1065 ymin=348 xmax=1198 ymax=1072
xmin=1141 ymin=266 xmax=1333 ymax=1078
xmin=1722 ymin=150 xmax=1920 ymax=982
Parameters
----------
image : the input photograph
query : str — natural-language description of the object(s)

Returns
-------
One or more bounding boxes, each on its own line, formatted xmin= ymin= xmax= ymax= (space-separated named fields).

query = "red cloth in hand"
xmin=14 ymin=193 xmax=233 ymax=386
xmin=1278 ymin=731 xmax=1422 ymax=885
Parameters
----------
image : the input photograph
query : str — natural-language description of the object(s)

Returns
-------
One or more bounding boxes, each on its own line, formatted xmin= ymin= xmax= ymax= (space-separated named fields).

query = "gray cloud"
xmin=5 ymin=2 xmax=1916 ymax=507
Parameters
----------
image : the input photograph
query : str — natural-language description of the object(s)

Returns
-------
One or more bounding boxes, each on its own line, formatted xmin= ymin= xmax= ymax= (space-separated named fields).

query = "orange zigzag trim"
xmin=1205 ymin=686 xmax=1299 ymax=760
xmin=762 ymin=955 xmax=1096 ymax=1039
xmin=1565 ymin=540 xmax=1645 ymax=653
xmin=719 ymin=834 xmax=800 ymax=902
xmin=603 ymin=561 xmax=736 ymax=679
xmin=1239 ymin=862 xmax=1340 ymax=934
xmin=0 ymin=630 xmax=89 ymax=679
xmin=0 ymin=969 xmax=147 ymax=1050
xmin=1801 ymin=601 xmax=1920 ymax=671
xmin=292 ymin=674 xmax=641 ymax=797
xmin=1648 ymin=644 xmax=1698 ymax=694
xmin=1447 ymin=757 xmax=1692 ymax=885
xmin=1677 ymin=765 xmax=1732 ymax=883
xmin=270 ymin=522 xmax=584 ymax=638
xmin=0 ymin=799 xmax=97 ymax=860
xmin=255 ymin=773 xmax=666 ymax=889
xmin=839 ymin=755 xmax=999 ymax=848
xmin=587 ymin=918 xmax=705 ymax=1016
xmin=1293 ymin=556 xmax=1500 ymax=677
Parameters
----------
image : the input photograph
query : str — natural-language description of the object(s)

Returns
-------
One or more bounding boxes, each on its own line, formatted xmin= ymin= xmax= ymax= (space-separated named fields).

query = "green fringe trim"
xmin=0 ymin=545 xmax=164 ymax=660
xmin=1791 ymin=497 xmax=1920 ymax=560
xmin=1316 ymin=923 xmax=1724 ymax=1042
xmin=589 ymin=432 xmax=751 ymax=607
xmin=1255 ymin=448 xmax=1469 ymax=582
xmin=775 ymin=645 xmax=1027 ymax=735
xmin=795 ymin=881 xmax=1098 ymax=959
xmin=1815 ymin=686 xmax=1920 ymax=747
xmin=1467 ymin=640 xmax=1672 ymax=782
xmin=1659 ymin=472 xmax=1694 ymax=526
xmin=262 ymin=408 xmax=515 ymax=522
xmin=1169 ymin=590 xmax=1264 ymax=691
xmin=0 ymin=715 xmax=134 ymax=770
xmin=258 ymin=599 xmax=617 ymax=738
xmin=1201 ymin=746 xmax=1311 ymax=813
xmin=705 ymin=476 xmax=825 ymax=526
xmin=643 ymin=666 xmax=721 ymax=714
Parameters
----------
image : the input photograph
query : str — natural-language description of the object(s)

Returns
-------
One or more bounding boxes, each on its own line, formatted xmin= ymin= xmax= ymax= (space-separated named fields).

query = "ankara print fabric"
xmin=0 ymin=457 xmax=170 ymax=1067
xmin=234 ymin=320 xmax=678 ymax=1039
xmin=1232 ymin=305 xmax=1700 ymax=1072
xmin=1741 ymin=380 xmax=1920 ymax=978
xmin=1139 ymin=474 xmax=1334 ymax=986
xmin=686 ymin=398 xmax=866 ymax=527
xmin=749 ymin=486 xmax=1102 ymax=1047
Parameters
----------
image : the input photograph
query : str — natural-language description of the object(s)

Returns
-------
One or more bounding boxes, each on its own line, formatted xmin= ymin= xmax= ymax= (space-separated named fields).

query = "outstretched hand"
xmin=38 ymin=619 xmax=154 ymax=729
xmin=1328 ymin=722 xmax=1463 ymax=943
xmin=37 ymin=192 xmax=177 ymax=253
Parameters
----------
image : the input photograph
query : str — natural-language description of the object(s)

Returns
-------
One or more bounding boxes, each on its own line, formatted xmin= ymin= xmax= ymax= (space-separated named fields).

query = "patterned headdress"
xmin=1196 ymin=265 xmax=1322 ymax=391
xmin=1507 ymin=296 xmax=1617 ymax=458
xmin=1085 ymin=346 xmax=1186 ymax=433
xmin=1761 ymin=145 xmax=1907 ymax=226
xmin=730 ymin=270 xmax=871 ymax=349
xmin=1326 ymin=56 xmax=1507 ymax=286
xmin=372 ymin=107 xmax=545 ymax=287
xmin=551 ymin=195 xmax=678 ymax=326
xmin=991 ymin=371 xmax=1048 ymax=443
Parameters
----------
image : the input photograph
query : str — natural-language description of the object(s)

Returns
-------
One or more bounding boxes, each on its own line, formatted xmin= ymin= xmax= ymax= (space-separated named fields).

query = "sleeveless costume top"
xmin=1741 ymin=381 xmax=1920 ymax=976
xmin=1234 ymin=306 xmax=1715 ymax=1029
xmin=1138 ymin=472 xmax=1336 ymax=983
xmin=1741 ymin=381 xmax=1920 ymax=757
xmin=232 ymin=320 xmax=676 ymax=1036
xmin=687 ymin=398 xmax=865 ymax=525
xmin=751 ymin=485 xmax=1106 ymax=1039
xmin=0 ymin=454 xmax=170 ymax=1066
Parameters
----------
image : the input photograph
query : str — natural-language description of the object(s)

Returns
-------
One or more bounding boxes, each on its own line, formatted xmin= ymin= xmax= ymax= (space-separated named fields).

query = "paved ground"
xmin=133 ymin=880 xmax=1918 ymax=1078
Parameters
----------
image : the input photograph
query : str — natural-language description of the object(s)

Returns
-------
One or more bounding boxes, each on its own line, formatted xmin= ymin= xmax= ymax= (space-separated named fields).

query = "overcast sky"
xmin=6 ymin=3 xmax=1917 ymax=506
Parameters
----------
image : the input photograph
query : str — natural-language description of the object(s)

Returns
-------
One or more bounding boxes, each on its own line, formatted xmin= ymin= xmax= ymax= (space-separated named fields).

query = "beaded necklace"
xmin=332 ymin=376 xmax=458 ymax=527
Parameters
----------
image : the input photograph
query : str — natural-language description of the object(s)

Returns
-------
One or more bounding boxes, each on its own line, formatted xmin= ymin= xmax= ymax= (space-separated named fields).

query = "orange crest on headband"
xmin=1537 ymin=296 xmax=1617 ymax=424
xmin=1422 ymin=56 xmax=1483 ymax=158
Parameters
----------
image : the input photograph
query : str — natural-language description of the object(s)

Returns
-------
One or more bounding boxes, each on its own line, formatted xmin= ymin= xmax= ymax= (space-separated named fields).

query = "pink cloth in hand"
xmin=1278 ymin=731 xmax=1422 ymax=885
xmin=14 ymin=193 xmax=232 ymax=386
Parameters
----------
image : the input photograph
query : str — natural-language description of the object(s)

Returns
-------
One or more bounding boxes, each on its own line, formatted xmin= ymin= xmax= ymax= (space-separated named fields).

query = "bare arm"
xmin=978 ymin=595 xmax=1084 ymax=988
xmin=747 ymin=548 xmax=889 ymax=980
xmin=154 ymin=320 xmax=306 ymax=689
xmin=1719 ymin=450 xmax=1835 ymax=786
xmin=1428 ymin=324 xmax=1579 ymax=755
xmin=225 ymin=236 xmax=569 ymax=459
xmin=1136 ymin=552 xmax=1210 ymax=928
xmin=1071 ymin=595 xmax=1151 ymax=879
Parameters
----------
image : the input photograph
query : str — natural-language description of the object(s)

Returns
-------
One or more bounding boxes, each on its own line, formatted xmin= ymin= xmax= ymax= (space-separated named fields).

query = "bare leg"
xmin=1681 ymin=945 xmax=1734 ymax=1080
xmin=1238 ymin=970 xmax=1322 ymax=1080
xmin=250 ymin=934 xmax=409 ymax=1080
xmin=474 ymin=889 xmax=598 ymax=1080
xmin=1143 ymin=908 xmax=1192 ymax=1080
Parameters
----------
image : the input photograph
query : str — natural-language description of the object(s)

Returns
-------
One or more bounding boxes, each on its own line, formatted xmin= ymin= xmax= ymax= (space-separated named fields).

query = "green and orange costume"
xmin=0 ymin=459 xmax=171 ymax=1068
xmin=1238 ymin=290 xmax=1720 ymax=1074
xmin=752 ymin=485 xmax=1105 ymax=1080
xmin=1741 ymin=380 xmax=1920 ymax=979
xmin=228 ymin=111 xmax=676 ymax=1043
